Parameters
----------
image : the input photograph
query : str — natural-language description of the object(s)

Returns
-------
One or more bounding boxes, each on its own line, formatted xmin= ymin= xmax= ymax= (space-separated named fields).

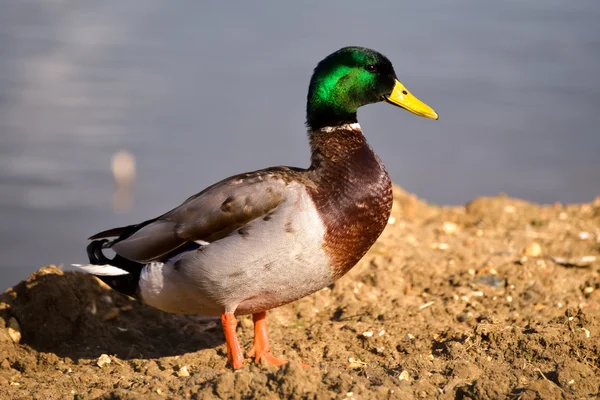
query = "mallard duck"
xmin=76 ymin=46 xmax=438 ymax=369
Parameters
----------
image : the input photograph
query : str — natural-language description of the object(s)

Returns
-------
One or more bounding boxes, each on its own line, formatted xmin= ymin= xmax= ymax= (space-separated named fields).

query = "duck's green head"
xmin=307 ymin=46 xmax=438 ymax=130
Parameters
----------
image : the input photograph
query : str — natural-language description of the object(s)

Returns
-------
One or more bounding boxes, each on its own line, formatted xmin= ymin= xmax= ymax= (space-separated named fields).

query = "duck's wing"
xmin=91 ymin=167 xmax=306 ymax=263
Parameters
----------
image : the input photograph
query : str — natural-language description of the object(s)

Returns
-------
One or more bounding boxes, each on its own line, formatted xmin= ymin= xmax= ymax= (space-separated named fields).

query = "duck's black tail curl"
xmin=83 ymin=240 xmax=144 ymax=298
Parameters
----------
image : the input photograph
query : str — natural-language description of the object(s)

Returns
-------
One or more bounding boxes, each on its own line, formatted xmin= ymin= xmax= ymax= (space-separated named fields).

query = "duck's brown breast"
xmin=307 ymin=125 xmax=393 ymax=279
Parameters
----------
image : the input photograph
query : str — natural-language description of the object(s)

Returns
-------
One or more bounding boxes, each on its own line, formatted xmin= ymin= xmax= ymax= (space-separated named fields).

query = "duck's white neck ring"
xmin=313 ymin=123 xmax=361 ymax=133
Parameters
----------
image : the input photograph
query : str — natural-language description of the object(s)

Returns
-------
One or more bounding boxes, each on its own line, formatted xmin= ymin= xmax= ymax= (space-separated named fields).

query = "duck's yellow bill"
xmin=385 ymin=80 xmax=438 ymax=120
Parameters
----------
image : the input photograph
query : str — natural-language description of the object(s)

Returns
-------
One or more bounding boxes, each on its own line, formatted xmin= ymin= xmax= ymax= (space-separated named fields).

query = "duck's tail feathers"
xmin=88 ymin=223 xmax=138 ymax=240
xmin=72 ymin=264 xmax=129 ymax=276
xmin=74 ymin=239 xmax=145 ymax=298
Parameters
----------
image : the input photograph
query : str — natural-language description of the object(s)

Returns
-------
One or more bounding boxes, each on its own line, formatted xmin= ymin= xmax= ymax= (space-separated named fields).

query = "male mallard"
xmin=77 ymin=47 xmax=438 ymax=369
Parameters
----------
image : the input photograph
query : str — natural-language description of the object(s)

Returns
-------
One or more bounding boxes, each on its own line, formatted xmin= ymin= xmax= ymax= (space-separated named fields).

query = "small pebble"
xmin=582 ymin=328 xmax=590 ymax=338
xmin=362 ymin=331 xmax=373 ymax=338
xmin=177 ymin=365 xmax=190 ymax=377
xmin=0 ymin=359 xmax=11 ymax=370
xmin=437 ymin=243 xmax=449 ymax=250
xmin=442 ymin=221 xmax=458 ymax=234
xmin=551 ymin=255 xmax=596 ymax=268
xmin=398 ymin=370 xmax=410 ymax=382
xmin=524 ymin=242 xmax=542 ymax=257
xmin=504 ymin=205 xmax=516 ymax=213
xmin=519 ymin=256 xmax=528 ymax=264
xmin=387 ymin=216 xmax=396 ymax=225
xmin=96 ymin=354 xmax=111 ymax=368
xmin=7 ymin=318 xmax=21 ymax=344
xmin=457 ymin=312 xmax=473 ymax=323
xmin=578 ymin=232 xmax=593 ymax=240
xmin=378 ymin=330 xmax=386 ymax=336
xmin=584 ymin=287 xmax=594 ymax=295
xmin=347 ymin=357 xmax=367 ymax=370
xmin=477 ymin=266 xmax=498 ymax=275
xmin=473 ymin=274 xmax=505 ymax=289
xmin=406 ymin=333 xmax=415 ymax=340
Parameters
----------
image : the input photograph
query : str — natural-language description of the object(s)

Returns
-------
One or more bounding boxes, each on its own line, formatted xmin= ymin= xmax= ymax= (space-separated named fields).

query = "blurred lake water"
xmin=1 ymin=1 xmax=599 ymax=289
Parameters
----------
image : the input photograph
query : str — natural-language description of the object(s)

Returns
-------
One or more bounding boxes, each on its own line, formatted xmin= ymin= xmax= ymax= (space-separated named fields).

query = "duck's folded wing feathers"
xmin=106 ymin=168 xmax=297 ymax=263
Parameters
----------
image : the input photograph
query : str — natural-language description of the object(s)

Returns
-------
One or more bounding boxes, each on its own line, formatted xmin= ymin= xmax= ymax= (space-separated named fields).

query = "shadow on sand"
xmin=0 ymin=266 xmax=224 ymax=361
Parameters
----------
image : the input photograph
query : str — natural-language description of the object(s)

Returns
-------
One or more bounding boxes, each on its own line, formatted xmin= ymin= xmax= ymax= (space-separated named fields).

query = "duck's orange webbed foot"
xmin=247 ymin=311 xmax=287 ymax=367
xmin=221 ymin=312 xmax=245 ymax=369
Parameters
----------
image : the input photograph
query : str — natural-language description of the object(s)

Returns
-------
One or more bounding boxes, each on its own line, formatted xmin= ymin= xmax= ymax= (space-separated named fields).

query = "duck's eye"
xmin=365 ymin=64 xmax=377 ymax=73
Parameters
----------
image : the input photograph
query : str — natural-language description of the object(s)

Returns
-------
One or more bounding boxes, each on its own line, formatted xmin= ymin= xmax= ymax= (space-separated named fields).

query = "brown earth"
xmin=1 ymin=186 xmax=599 ymax=399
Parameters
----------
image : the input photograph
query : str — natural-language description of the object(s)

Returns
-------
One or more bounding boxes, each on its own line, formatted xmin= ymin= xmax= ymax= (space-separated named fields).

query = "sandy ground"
xmin=1 ymin=186 xmax=599 ymax=399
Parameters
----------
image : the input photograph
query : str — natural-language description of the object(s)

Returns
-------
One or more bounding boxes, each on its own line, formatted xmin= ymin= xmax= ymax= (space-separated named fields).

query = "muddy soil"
xmin=1 ymin=186 xmax=599 ymax=399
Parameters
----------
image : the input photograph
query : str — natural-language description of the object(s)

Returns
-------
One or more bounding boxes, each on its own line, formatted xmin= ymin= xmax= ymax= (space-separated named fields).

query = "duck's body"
xmin=78 ymin=47 xmax=437 ymax=369
xmin=89 ymin=123 xmax=391 ymax=317
xmin=139 ymin=178 xmax=333 ymax=317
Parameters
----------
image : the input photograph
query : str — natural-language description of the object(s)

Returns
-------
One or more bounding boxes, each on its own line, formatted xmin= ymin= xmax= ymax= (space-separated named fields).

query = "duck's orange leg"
xmin=247 ymin=311 xmax=287 ymax=366
xmin=221 ymin=312 xmax=244 ymax=369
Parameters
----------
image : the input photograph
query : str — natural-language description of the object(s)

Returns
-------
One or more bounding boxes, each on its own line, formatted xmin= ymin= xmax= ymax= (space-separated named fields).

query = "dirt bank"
xmin=1 ymin=186 xmax=599 ymax=399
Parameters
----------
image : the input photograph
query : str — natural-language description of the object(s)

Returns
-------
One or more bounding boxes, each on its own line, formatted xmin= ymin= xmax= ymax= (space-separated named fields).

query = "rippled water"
xmin=1 ymin=1 xmax=599 ymax=289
